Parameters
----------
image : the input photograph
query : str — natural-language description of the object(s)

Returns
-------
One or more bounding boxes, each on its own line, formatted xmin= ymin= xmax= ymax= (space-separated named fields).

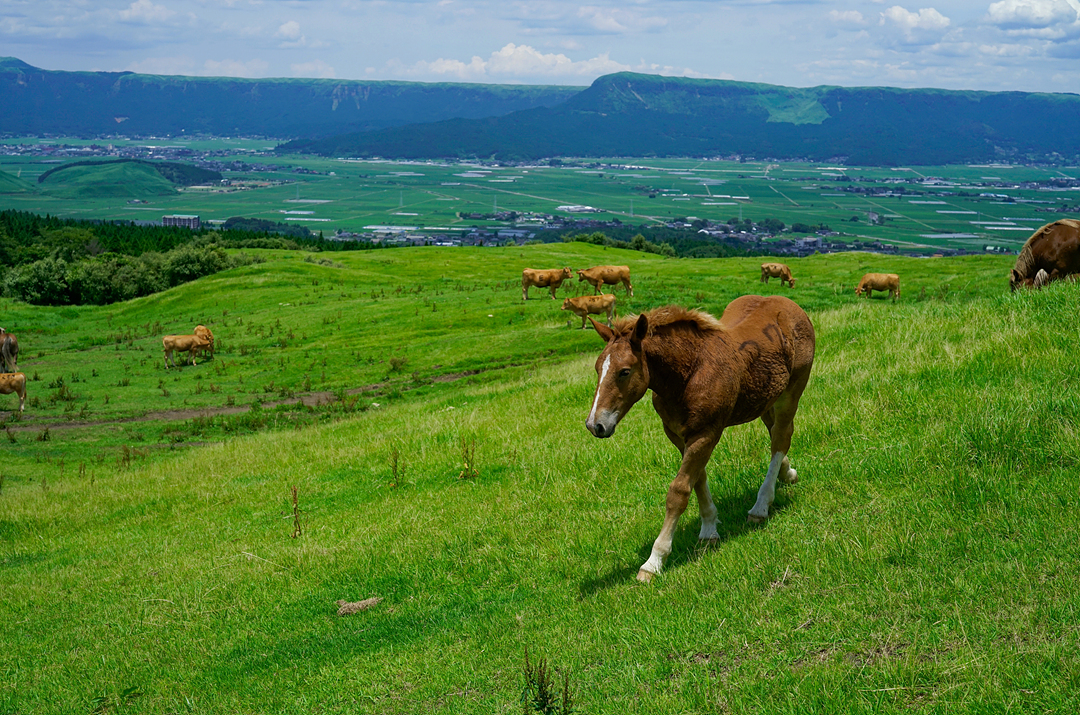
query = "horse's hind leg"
xmin=749 ymin=389 xmax=804 ymax=523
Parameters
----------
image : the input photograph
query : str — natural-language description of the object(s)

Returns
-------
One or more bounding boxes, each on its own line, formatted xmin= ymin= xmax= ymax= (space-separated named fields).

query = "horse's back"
xmin=719 ymin=295 xmax=814 ymax=370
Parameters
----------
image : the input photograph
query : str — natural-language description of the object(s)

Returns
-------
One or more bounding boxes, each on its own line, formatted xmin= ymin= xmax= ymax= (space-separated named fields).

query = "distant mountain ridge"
xmin=280 ymin=73 xmax=1080 ymax=165
xmin=0 ymin=57 xmax=581 ymax=138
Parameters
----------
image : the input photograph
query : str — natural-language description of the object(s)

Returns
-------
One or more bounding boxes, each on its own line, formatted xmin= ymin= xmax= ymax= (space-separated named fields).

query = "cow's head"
xmin=788 ymin=278 xmax=797 ymax=288
xmin=560 ymin=298 xmax=573 ymax=311
xmin=585 ymin=314 xmax=650 ymax=439
xmin=561 ymin=267 xmax=573 ymax=279
xmin=577 ymin=269 xmax=587 ymax=282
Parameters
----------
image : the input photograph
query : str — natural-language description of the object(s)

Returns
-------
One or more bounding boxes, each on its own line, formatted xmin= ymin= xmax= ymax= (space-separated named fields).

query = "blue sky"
xmin=3 ymin=0 xmax=1079 ymax=92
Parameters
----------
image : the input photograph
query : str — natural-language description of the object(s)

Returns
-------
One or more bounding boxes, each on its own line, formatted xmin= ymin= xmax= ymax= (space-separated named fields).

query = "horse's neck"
xmin=645 ymin=330 xmax=723 ymax=391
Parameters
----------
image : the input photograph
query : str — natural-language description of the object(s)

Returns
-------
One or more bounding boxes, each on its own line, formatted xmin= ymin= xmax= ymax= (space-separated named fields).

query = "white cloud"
xmin=830 ymin=10 xmax=868 ymax=27
xmin=880 ymin=6 xmax=950 ymax=32
xmin=291 ymin=60 xmax=336 ymax=78
xmin=203 ymin=58 xmax=270 ymax=77
xmin=576 ymin=7 xmax=668 ymax=34
xmin=119 ymin=0 xmax=176 ymax=23
xmin=985 ymin=0 xmax=1078 ymax=29
xmin=276 ymin=20 xmax=302 ymax=41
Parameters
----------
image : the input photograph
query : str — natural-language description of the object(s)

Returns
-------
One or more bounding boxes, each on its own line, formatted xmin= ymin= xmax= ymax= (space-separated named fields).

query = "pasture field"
xmin=1 ymin=143 xmax=1078 ymax=251
xmin=2 ymin=244 xmax=1080 ymax=714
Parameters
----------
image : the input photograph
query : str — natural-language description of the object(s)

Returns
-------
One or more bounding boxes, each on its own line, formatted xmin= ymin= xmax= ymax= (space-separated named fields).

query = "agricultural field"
xmin=2 ymin=243 xmax=1079 ymax=713
xmin=1 ymin=139 xmax=1078 ymax=251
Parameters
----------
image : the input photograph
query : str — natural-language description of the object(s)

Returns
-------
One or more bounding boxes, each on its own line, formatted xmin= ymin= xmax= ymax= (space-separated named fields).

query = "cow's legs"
xmin=624 ymin=279 xmax=634 ymax=297
xmin=522 ymin=284 xmax=529 ymax=300
xmin=580 ymin=315 xmax=587 ymax=330
xmin=548 ymin=285 xmax=558 ymax=300
xmin=638 ymin=434 xmax=718 ymax=583
xmin=164 ymin=350 xmax=173 ymax=369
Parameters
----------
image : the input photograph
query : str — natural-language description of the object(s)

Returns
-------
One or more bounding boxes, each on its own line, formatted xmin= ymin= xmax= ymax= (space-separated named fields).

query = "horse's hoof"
xmin=781 ymin=468 xmax=798 ymax=485
xmin=636 ymin=569 xmax=655 ymax=584
xmin=747 ymin=513 xmax=767 ymax=525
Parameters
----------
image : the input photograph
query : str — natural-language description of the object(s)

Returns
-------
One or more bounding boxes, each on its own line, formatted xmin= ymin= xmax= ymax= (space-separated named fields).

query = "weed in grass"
xmin=32 ymin=371 xmax=40 ymax=381
xmin=521 ymin=648 xmax=573 ymax=715
xmin=390 ymin=446 xmax=404 ymax=488
xmin=4 ymin=427 xmax=14 ymax=444
xmin=458 ymin=437 xmax=479 ymax=480
xmin=289 ymin=485 xmax=302 ymax=538
xmin=389 ymin=357 xmax=407 ymax=373
xmin=36 ymin=427 xmax=50 ymax=442
xmin=89 ymin=685 xmax=142 ymax=714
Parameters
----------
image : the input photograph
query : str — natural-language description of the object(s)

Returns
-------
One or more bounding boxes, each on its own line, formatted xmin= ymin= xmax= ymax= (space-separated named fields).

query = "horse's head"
xmin=1010 ymin=268 xmax=1049 ymax=291
xmin=585 ymin=314 xmax=649 ymax=439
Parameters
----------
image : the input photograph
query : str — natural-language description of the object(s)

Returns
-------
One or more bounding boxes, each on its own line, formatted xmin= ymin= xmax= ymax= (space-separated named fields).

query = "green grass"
xmin=2 ymin=244 xmax=1079 ymax=713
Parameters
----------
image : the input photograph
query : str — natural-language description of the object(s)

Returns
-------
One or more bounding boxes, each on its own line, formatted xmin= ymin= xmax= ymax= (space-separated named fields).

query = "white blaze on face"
xmin=589 ymin=354 xmax=611 ymax=424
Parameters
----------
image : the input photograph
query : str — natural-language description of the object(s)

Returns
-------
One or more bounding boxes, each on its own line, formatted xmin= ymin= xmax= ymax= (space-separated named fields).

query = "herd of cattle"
xmin=1 ymin=220 xmax=1078 ymax=414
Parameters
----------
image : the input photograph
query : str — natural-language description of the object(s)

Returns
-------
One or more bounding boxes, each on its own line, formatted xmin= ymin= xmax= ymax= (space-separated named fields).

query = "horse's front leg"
xmin=638 ymin=435 xmax=717 ymax=583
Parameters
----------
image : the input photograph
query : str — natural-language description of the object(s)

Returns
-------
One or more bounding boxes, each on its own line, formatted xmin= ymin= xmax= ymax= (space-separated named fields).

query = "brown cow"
xmin=760 ymin=262 xmax=796 ymax=288
xmin=577 ymin=265 xmax=633 ymax=296
xmin=163 ymin=334 xmax=211 ymax=369
xmin=1009 ymin=219 xmax=1080 ymax=291
xmin=562 ymin=294 xmax=616 ymax=329
xmin=0 ymin=329 xmax=18 ymax=373
xmin=522 ymin=267 xmax=573 ymax=300
xmin=0 ymin=372 xmax=26 ymax=413
xmin=193 ymin=324 xmax=215 ymax=359
xmin=856 ymin=273 xmax=900 ymax=301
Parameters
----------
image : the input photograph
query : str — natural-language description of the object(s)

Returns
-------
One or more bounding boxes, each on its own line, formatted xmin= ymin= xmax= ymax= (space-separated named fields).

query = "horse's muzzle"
xmin=586 ymin=411 xmax=619 ymax=439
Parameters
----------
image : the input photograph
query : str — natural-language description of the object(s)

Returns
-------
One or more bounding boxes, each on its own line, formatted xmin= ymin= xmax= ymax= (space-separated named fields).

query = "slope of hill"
xmin=281 ymin=72 xmax=1080 ymax=165
xmin=1 ymin=245 xmax=1077 ymax=713
xmin=0 ymin=57 xmax=582 ymax=139
xmin=0 ymin=168 xmax=34 ymax=194
xmin=36 ymin=160 xmax=182 ymax=198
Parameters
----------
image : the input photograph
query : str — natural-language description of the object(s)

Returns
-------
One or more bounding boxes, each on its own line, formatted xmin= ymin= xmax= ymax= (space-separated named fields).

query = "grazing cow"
xmin=1009 ymin=219 xmax=1080 ymax=291
xmin=522 ymin=267 xmax=573 ymax=300
xmin=163 ymin=334 xmax=211 ymax=369
xmin=856 ymin=273 xmax=900 ymax=301
xmin=0 ymin=329 xmax=18 ymax=372
xmin=562 ymin=294 xmax=617 ymax=329
xmin=0 ymin=372 xmax=26 ymax=413
xmin=760 ymin=262 xmax=796 ymax=288
xmin=193 ymin=324 xmax=215 ymax=359
xmin=577 ymin=265 xmax=633 ymax=297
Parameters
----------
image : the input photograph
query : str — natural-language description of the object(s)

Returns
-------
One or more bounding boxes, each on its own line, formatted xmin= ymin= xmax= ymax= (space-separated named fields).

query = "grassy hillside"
xmin=2 ymin=245 xmax=1078 ymax=713
xmin=0 ymin=168 xmax=33 ymax=194
xmin=36 ymin=160 xmax=181 ymax=198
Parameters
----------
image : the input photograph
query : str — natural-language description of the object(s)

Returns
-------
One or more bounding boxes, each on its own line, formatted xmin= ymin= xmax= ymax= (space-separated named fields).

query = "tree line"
xmin=0 ymin=210 xmax=388 ymax=306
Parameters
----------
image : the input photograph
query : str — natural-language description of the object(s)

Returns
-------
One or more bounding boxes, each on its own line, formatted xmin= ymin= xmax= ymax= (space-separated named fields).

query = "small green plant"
xmin=389 ymin=356 xmax=407 ymax=372
xmin=521 ymin=648 xmax=573 ymax=715
xmin=89 ymin=684 xmax=142 ymax=713
xmin=458 ymin=437 xmax=479 ymax=480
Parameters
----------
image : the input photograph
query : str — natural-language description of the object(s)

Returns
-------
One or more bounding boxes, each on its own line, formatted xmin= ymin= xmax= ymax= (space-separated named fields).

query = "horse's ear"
xmin=591 ymin=318 xmax=614 ymax=342
xmin=631 ymin=314 xmax=648 ymax=350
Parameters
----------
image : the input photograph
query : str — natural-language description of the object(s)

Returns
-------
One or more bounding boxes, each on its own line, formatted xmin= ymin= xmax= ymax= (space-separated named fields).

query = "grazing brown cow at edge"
xmin=522 ymin=267 xmax=573 ymax=300
xmin=856 ymin=273 xmax=900 ymax=301
xmin=193 ymin=324 xmax=215 ymax=359
xmin=1009 ymin=219 xmax=1080 ymax=291
xmin=760 ymin=262 xmax=796 ymax=288
xmin=584 ymin=296 xmax=815 ymax=582
xmin=0 ymin=328 xmax=18 ymax=372
xmin=0 ymin=372 xmax=26 ymax=413
xmin=578 ymin=265 xmax=633 ymax=296
xmin=562 ymin=294 xmax=616 ymax=329
xmin=163 ymin=334 xmax=211 ymax=369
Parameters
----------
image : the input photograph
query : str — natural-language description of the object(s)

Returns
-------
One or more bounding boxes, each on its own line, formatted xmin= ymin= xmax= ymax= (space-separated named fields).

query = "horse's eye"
xmin=618 ymin=368 xmax=632 ymax=378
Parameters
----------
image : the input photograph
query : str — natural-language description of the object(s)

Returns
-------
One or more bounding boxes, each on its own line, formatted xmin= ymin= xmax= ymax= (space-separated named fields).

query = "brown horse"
xmin=585 ymin=296 xmax=815 ymax=583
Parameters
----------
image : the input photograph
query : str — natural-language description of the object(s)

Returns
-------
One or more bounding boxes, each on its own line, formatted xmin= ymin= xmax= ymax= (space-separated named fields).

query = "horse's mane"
xmin=612 ymin=305 xmax=722 ymax=337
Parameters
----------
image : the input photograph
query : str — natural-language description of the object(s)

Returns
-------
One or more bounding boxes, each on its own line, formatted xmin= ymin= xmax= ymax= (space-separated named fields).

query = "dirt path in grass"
xmin=2 ymin=370 xmax=483 ymax=432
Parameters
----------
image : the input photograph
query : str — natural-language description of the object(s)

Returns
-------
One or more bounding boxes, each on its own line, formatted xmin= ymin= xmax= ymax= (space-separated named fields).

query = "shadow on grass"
xmin=576 ymin=482 xmax=794 ymax=597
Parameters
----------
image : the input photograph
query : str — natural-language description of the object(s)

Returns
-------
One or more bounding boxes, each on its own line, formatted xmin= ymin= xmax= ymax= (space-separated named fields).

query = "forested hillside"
xmin=0 ymin=57 xmax=580 ymax=138
xmin=281 ymin=73 xmax=1080 ymax=165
